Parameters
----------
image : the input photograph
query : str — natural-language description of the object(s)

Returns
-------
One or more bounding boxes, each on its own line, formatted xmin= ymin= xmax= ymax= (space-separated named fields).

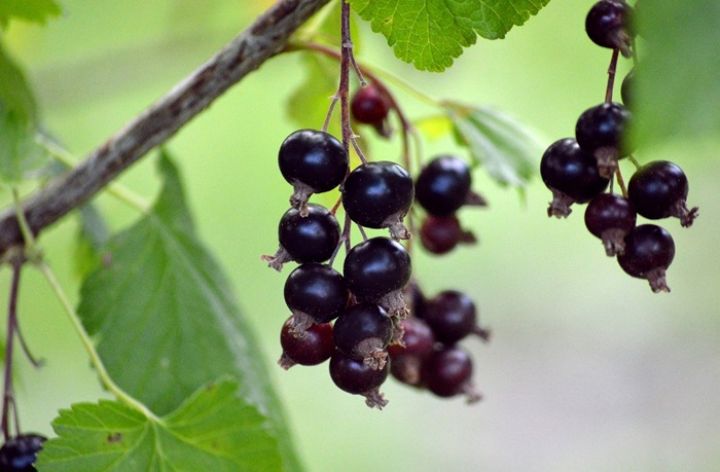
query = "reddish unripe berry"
xmin=278 ymin=318 xmax=334 ymax=369
xmin=351 ymin=84 xmax=391 ymax=125
xmin=423 ymin=291 xmax=490 ymax=345
xmin=422 ymin=346 xmax=481 ymax=402
xmin=419 ymin=216 xmax=476 ymax=255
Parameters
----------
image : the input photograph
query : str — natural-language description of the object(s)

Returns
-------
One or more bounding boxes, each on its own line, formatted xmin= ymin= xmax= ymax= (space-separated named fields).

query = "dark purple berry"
xmin=584 ymin=193 xmax=637 ymax=256
xmin=343 ymin=237 xmax=411 ymax=302
xmin=278 ymin=129 xmax=348 ymax=208
xmin=423 ymin=291 xmax=490 ymax=345
xmin=406 ymin=282 xmax=427 ymax=319
xmin=586 ymin=0 xmax=634 ymax=56
xmin=284 ymin=263 xmax=348 ymax=327
xmin=329 ymin=351 xmax=389 ymax=409
xmin=617 ymin=224 xmax=675 ymax=293
xmin=278 ymin=318 xmax=334 ymax=369
xmin=628 ymin=161 xmax=698 ymax=227
xmin=0 ymin=433 xmax=46 ymax=472
xmin=351 ymin=85 xmax=391 ymax=125
xmin=388 ymin=318 xmax=436 ymax=385
xmin=341 ymin=162 xmax=414 ymax=239
xmin=334 ymin=303 xmax=393 ymax=370
xmin=575 ymin=103 xmax=633 ymax=177
xmin=416 ymin=156 xmax=479 ymax=216
xmin=621 ymin=69 xmax=634 ymax=107
xmin=422 ymin=346 xmax=481 ymax=402
xmin=540 ymin=138 xmax=610 ymax=217
xmin=419 ymin=215 xmax=476 ymax=255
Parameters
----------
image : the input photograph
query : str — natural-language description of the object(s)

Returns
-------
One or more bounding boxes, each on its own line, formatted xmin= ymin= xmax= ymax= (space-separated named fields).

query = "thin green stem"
xmin=36 ymin=135 xmax=151 ymax=213
xmin=11 ymin=189 xmax=36 ymax=253
xmin=36 ymin=261 xmax=161 ymax=423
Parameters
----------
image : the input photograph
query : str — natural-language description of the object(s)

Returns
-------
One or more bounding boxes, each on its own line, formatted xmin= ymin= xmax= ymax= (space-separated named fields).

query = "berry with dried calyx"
xmin=628 ymin=161 xmax=698 ymax=227
xmin=617 ymin=224 xmax=675 ymax=292
xmin=329 ymin=351 xmax=389 ymax=409
xmin=575 ymin=102 xmax=633 ymax=177
xmin=284 ymin=263 xmax=348 ymax=330
xmin=584 ymin=193 xmax=637 ymax=256
xmin=0 ymin=433 xmax=46 ymax=472
xmin=278 ymin=318 xmax=334 ymax=369
xmin=333 ymin=303 xmax=393 ymax=370
xmin=415 ymin=156 xmax=485 ymax=216
xmin=586 ymin=0 xmax=635 ymax=56
xmin=423 ymin=291 xmax=490 ymax=345
xmin=388 ymin=318 xmax=435 ymax=386
xmin=422 ymin=346 xmax=482 ymax=403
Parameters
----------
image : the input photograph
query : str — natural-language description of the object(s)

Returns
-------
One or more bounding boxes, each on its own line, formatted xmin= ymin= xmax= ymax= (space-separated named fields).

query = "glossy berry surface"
xmin=278 ymin=129 xmax=348 ymax=193
xmin=388 ymin=318 xmax=435 ymax=360
xmin=279 ymin=318 xmax=334 ymax=368
xmin=415 ymin=156 xmax=472 ymax=216
xmin=284 ymin=263 xmax=348 ymax=323
xmin=279 ymin=205 xmax=340 ymax=263
xmin=575 ymin=103 xmax=633 ymax=157
xmin=584 ymin=193 xmax=637 ymax=256
xmin=333 ymin=304 xmax=392 ymax=365
xmin=621 ymin=69 xmax=634 ymax=107
xmin=341 ymin=161 xmax=414 ymax=231
xmin=422 ymin=346 xmax=477 ymax=400
xmin=628 ymin=161 xmax=698 ymax=226
xmin=343 ymin=237 xmax=411 ymax=300
xmin=329 ymin=351 xmax=388 ymax=395
xmin=0 ymin=434 xmax=46 ymax=472
xmin=618 ymin=224 xmax=675 ymax=292
xmin=420 ymin=215 xmax=474 ymax=255
xmin=585 ymin=0 xmax=634 ymax=54
xmin=540 ymin=138 xmax=610 ymax=215
xmin=351 ymin=85 xmax=391 ymax=125
xmin=424 ymin=291 xmax=482 ymax=345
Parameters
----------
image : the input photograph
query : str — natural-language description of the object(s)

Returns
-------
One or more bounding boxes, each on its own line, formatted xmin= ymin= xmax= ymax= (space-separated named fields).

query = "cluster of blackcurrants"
xmin=540 ymin=0 xmax=698 ymax=293
xmin=0 ymin=434 xmax=46 ymax=472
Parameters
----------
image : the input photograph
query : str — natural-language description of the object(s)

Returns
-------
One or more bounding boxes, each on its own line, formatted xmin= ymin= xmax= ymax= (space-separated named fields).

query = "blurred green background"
xmin=2 ymin=0 xmax=719 ymax=470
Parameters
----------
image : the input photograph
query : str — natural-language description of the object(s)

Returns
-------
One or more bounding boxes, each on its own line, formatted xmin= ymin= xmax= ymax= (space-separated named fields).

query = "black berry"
xmin=423 ymin=291 xmax=490 ymax=345
xmin=575 ymin=102 xmax=633 ymax=177
xmin=584 ymin=193 xmax=637 ymax=256
xmin=284 ymin=263 xmax=348 ymax=328
xmin=344 ymin=237 xmax=411 ymax=303
xmin=341 ymin=161 xmax=414 ymax=239
xmin=388 ymin=318 xmax=435 ymax=386
xmin=278 ymin=129 xmax=348 ymax=208
xmin=621 ymin=69 xmax=634 ymax=107
xmin=406 ymin=282 xmax=427 ymax=319
xmin=416 ymin=156 xmax=478 ymax=216
xmin=628 ymin=161 xmax=698 ymax=227
xmin=334 ymin=303 xmax=393 ymax=369
xmin=540 ymin=138 xmax=610 ymax=217
xmin=351 ymin=84 xmax=391 ymax=126
xmin=617 ymin=224 xmax=675 ymax=293
xmin=585 ymin=0 xmax=634 ymax=56
xmin=420 ymin=215 xmax=476 ymax=255
xmin=329 ymin=351 xmax=389 ymax=409
xmin=278 ymin=318 xmax=334 ymax=369
xmin=422 ymin=346 xmax=481 ymax=402
xmin=0 ymin=434 xmax=46 ymax=472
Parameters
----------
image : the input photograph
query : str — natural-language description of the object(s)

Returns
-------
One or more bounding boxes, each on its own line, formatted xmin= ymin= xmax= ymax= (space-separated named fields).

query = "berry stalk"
xmin=605 ymin=48 xmax=620 ymax=103
xmin=1 ymin=259 xmax=22 ymax=440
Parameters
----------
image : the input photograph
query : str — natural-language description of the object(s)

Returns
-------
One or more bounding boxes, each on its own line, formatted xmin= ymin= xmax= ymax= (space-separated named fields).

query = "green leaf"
xmin=77 ymin=152 xmax=302 ymax=471
xmin=0 ymin=0 xmax=61 ymax=28
xmin=36 ymin=379 xmax=283 ymax=471
xmin=73 ymin=204 xmax=110 ymax=278
xmin=445 ymin=102 xmax=541 ymax=187
xmin=632 ymin=0 xmax=720 ymax=148
xmin=349 ymin=0 xmax=550 ymax=71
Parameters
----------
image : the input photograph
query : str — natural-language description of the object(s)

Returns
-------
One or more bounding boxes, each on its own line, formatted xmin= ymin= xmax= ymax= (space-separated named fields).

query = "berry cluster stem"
xmin=1 ymin=259 xmax=22 ymax=440
xmin=605 ymin=48 xmax=620 ymax=103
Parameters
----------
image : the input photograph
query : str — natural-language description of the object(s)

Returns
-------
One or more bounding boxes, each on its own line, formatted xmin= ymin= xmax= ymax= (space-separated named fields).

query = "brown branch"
xmin=0 ymin=0 xmax=330 ymax=255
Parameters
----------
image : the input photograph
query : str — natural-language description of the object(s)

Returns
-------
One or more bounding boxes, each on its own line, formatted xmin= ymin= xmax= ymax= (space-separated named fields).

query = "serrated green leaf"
xmin=77 ymin=152 xmax=302 ymax=472
xmin=0 ymin=0 xmax=61 ymax=28
xmin=445 ymin=102 xmax=541 ymax=187
xmin=349 ymin=0 xmax=550 ymax=71
xmin=36 ymin=379 xmax=282 ymax=472
xmin=632 ymin=0 xmax=720 ymax=148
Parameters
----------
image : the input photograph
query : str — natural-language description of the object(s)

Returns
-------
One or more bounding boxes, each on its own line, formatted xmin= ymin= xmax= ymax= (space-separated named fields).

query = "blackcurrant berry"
xmin=621 ymin=69 xmax=634 ymax=107
xmin=278 ymin=318 xmax=334 ymax=369
xmin=423 ymin=291 xmax=490 ymax=345
xmin=334 ymin=303 xmax=393 ymax=370
xmin=617 ymin=224 xmax=675 ymax=293
xmin=278 ymin=129 xmax=348 ymax=208
xmin=329 ymin=351 xmax=389 ymax=409
xmin=341 ymin=161 xmax=414 ymax=239
xmin=586 ymin=0 xmax=634 ymax=56
xmin=406 ymin=282 xmax=427 ymax=319
xmin=584 ymin=193 xmax=637 ymax=256
xmin=264 ymin=204 xmax=340 ymax=270
xmin=422 ymin=346 xmax=481 ymax=403
xmin=351 ymin=84 xmax=391 ymax=126
xmin=628 ymin=161 xmax=699 ymax=227
xmin=540 ymin=138 xmax=610 ymax=217
xmin=575 ymin=103 xmax=633 ymax=177
xmin=0 ymin=433 xmax=46 ymax=472
xmin=388 ymin=318 xmax=435 ymax=386
xmin=343 ymin=237 xmax=411 ymax=312
xmin=416 ymin=156 xmax=483 ymax=216
xmin=420 ymin=215 xmax=476 ymax=255
xmin=284 ymin=263 xmax=348 ymax=329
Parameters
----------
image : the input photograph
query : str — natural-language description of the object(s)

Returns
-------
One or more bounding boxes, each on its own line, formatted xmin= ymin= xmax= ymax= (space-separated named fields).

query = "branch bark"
xmin=0 ymin=0 xmax=330 ymax=254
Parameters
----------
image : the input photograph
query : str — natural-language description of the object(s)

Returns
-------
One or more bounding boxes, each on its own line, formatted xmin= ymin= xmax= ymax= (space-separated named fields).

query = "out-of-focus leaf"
xmin=73 ymin=205 xmax=110 ymax=278
xmin=415 ymin=115 xmax=454 ymax=141
xmin=36 ymin=379 xmax=283 ymax=472
xmin=287 ymin=52 xmax=340 ymax=135
xmin=0 ymin=0 xmax=61 ymax=28
xmin=349 ymin=0 xmax=550 ymax=71
xmin=445 ymin=102 xmax=541 ymax=187
xmin=77 ymin=153 xmax=303 ymax=471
